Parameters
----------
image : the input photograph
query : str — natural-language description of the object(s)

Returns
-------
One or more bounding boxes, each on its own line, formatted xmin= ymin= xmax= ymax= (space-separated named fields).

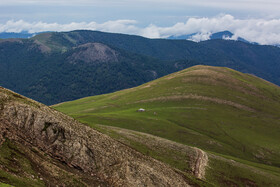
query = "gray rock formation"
xmin=0 ymin=87 xmax=191 ymax=186
xmin=69 ymin=43 xmax=119 ymax=64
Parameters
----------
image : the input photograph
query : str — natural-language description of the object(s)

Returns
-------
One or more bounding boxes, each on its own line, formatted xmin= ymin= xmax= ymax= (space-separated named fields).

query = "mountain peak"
xmin=210 ymin=30 xmax=233 ymax=39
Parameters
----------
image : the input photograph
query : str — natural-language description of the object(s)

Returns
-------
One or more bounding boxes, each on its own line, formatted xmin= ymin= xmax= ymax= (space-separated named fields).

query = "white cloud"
xmin=0 ymin=19 xmax=139 ymax=34
xmin=3 ymin=15 xmax=280 ymax=45
xmin=188 ymin=33 xmax=211 ymax=42
xmin=141 ymin=14 xmax=280 ymax=45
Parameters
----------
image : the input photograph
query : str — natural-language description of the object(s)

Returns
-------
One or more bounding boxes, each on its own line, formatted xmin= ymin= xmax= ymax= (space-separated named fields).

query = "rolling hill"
xmin=54 ymin=65 xmax=280 ymax=186
xmin=1 ymin=30 xmax=280 ymax=105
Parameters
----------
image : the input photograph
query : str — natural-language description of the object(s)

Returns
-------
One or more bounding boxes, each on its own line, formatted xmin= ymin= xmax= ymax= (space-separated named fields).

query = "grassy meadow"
xmin=54 ymin=65 xmax=280 ymax=186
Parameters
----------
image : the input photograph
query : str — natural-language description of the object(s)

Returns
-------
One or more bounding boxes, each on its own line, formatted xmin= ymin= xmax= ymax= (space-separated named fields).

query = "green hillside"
xmin=54 ymin=65 xmax=280 ymax=186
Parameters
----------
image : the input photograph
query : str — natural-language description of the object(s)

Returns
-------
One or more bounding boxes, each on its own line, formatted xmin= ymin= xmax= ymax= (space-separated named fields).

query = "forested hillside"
xmin=1 ymin=30 xmax=280 ymax=105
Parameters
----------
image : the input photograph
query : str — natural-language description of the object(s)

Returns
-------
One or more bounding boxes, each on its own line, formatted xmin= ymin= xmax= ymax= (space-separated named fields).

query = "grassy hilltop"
xmin=54 ymin=65 xmax=280 ymax=186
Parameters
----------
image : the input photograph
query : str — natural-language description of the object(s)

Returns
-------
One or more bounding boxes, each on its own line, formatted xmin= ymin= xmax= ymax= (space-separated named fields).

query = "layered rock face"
xmin=0 ymin=87 xmax=190 ymax=186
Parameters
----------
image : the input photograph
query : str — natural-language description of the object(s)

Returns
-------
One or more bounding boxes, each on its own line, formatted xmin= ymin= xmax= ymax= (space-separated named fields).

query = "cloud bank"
xmin=2 ymin=14 xmax=280 ymax=45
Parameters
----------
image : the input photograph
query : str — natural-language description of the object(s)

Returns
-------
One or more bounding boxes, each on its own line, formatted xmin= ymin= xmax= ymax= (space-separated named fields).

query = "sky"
xmin=1 ymin=0 xmax=280 ymax=45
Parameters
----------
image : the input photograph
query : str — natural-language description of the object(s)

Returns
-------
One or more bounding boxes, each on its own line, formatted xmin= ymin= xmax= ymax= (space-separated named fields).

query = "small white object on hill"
xmin=137 ymin=108 xmax=145 ymax=112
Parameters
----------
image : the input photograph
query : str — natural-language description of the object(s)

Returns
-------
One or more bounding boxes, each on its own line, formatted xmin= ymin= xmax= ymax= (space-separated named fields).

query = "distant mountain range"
xmin=0 ymin=30 xmax=261 ymax=44
xmin=0 ymin=30 xmax=270 ymax=46
xmin=0 ymin=30 xmax=280 ymax=105
xmin=167 ymin=30 xmax=252 ymax=43
xmin=0 ymin=31 xmax=36 ymax=39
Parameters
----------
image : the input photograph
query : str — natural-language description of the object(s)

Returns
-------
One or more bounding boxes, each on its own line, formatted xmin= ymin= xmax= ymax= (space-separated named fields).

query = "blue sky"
xmin=1 ymin=0 xmax=280 ymax=44
xmin=1 ymin=0 xmax=279 ymax=25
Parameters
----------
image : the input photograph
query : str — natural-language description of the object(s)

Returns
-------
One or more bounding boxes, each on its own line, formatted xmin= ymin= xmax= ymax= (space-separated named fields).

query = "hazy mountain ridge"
xmin=168 ymin=31 xmax=250 ymax=43
xmin=0 ymin=31 xmax=35 ymax=39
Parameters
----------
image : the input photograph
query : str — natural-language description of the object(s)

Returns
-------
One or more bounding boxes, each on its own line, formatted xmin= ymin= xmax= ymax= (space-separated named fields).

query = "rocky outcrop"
xmin=68 ymin=43 xmax=119 ymax=64
xmin=0 ymin=87 xmax=191 ymax=186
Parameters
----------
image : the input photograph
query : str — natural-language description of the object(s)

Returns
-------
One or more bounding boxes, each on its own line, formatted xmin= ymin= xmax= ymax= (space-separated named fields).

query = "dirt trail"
xmin=192 ymin=148 xmax=208 ymax=179
xmin=133 ymin=94 xmax=255 ymax=112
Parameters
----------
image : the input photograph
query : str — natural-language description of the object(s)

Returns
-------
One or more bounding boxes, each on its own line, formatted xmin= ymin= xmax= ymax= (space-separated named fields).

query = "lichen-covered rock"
xmin=0 ymin=87 xmax=191 ymax=186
